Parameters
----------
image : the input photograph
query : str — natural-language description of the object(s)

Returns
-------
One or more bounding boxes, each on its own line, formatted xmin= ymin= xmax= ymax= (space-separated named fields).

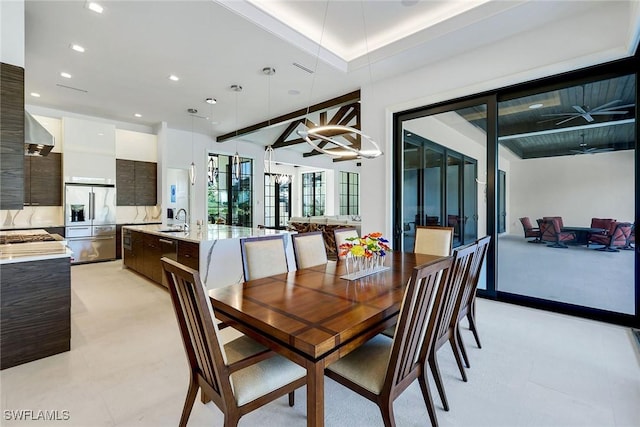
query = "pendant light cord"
xmin=303 ymin=0 xmax=330 ymax=124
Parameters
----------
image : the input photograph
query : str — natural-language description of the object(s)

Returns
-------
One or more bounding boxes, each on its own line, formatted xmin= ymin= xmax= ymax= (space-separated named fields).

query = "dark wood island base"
xmin=1 ymin=257 xmax=71 ymax=370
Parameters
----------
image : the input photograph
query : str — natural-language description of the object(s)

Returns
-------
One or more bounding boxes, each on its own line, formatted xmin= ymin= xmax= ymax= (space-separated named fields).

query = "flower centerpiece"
xmin=339 ymin=232 xmax=391 ymax=277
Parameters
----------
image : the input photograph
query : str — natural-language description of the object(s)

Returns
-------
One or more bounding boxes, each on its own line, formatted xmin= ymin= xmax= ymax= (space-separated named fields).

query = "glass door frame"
xmin=393 ymin=55 xmax=639 ymax=327
xmin=393 ymin=95 xmax=497 ymax=300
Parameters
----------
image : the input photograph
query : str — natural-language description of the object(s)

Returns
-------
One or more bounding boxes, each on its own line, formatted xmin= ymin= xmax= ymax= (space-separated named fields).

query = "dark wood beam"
xmin=216 ymin=90 xmax=360 ymax=142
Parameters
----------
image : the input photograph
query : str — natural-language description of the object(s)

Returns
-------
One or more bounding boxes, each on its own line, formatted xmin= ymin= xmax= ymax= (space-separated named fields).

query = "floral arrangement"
xmin=339 ymin=232 xmax=391 ymax=259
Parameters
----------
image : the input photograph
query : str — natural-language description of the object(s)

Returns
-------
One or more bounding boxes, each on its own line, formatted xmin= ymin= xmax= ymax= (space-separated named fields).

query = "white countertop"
xmin=0 ymin=229 xmax=71 ymax=264
xmin=122 ymin=224 xmax=293 ymax=243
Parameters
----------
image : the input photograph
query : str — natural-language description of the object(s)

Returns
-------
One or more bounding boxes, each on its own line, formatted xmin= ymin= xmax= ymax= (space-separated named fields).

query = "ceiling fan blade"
xmin=582 ymin=113 xmax=594 ymax=122
xmin=555 ymin=115 xmax=581 ymax=125
xmin=588 ymin=111 xmax=629 ymax=115
xmin=590 ymin=100 xmax=621 ymax=112
xmin=540 ymin=113 xmax=580 ymax=117
xmin=573 ymin=105 xmax=588 ymax=114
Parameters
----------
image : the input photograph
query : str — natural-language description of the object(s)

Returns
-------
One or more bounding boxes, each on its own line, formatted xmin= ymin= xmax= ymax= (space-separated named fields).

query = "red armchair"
xmin=519 ymin=217 xmax=543 ymax=243
xmin=589 ymin=222 xmax=633 ymax=252
xmin=540 ymin=218 xmax=576 ymax=248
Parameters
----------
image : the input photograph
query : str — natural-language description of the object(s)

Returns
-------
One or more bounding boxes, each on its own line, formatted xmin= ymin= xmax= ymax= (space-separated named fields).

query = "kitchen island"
xmin=0 ymin=230 xmax=72 ymax=370
xmin=121 ymin=224 xmax=295 ymax=289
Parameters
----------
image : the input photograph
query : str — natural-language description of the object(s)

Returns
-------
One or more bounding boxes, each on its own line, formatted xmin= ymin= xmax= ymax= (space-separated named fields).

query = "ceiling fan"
xmin=569 ymin=134 xmax=614 ymax=155
xmin=541 ymin=85 xmax=633 ymax=125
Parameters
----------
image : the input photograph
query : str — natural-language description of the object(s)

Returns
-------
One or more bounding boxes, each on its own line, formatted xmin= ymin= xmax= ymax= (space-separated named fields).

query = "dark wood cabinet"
xmin=135 ymin=161 xmax=157 ymax=206
xmin=177 ymin=240 xmax=199 ymax=270
xmin=24 ymin=152 xmax=62 ymax=206
xmin=122 ymin=229 xmax=179 ymax=287
xmin=1 ymin=257 xmax=71 ymax=369
xmin=123 ymin=229 xmax=142 ymax=272
xmin=116 ymin=159 xmax=136 ymax=206
xmin=116 ymin=159 xmax=157 ymax=206
xmin=0 ymin=63 xmax=25 ymax=210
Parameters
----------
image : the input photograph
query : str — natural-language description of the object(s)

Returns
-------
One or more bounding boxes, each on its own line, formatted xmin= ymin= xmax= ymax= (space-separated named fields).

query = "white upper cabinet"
xmin=115 ymin=129 xmax=157 ymax=162
xmin=62 ymin=117 xmax=116 ymax=183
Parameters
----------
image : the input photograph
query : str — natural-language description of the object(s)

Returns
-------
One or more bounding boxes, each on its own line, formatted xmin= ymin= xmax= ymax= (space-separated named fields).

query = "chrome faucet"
xmin=175 ymin=208 xmax=189 ymax=231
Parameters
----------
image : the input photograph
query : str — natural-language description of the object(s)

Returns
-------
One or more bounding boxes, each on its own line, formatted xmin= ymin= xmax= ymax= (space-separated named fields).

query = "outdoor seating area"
xmin=518 ymin=216 xmax=635 ymax=252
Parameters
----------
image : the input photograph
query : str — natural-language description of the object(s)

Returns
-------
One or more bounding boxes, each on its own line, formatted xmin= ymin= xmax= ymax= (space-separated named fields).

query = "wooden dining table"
xmin=209 ymin=251 xmax=442 ymax=427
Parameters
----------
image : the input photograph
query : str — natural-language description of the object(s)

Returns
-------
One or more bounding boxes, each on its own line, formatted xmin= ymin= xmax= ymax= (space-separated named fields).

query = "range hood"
xmin=25 ymin=110 xmax=55 ymax=156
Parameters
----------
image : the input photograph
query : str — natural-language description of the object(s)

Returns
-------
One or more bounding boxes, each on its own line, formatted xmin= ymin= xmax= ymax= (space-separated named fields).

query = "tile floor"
xmin=1 ymin=260 xmax=639 ymax=426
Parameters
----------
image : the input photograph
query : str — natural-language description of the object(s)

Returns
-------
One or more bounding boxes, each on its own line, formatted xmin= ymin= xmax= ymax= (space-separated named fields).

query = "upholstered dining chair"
xmin=334 ymin=227 xmax=360 ymax=259
xmin=414 ymin=226 xmax=454 ymax=256
xmin=519 ymin=217 xmax=542 ymax=243
xmin=539 ymin=218 xmax=575 ymax=248
xmin=240 ymin=235 xmax=288 ymax=281
xmin=428 ymin=242 xmax=477 ymax=414
xmin=589 ymin=221 xmax=633 ymax=252
xmin=291 ymin=231 xmax=328 ymax=269
xmin=161 ymin=257 xmax=307 ymax=427
xmin=324 ymin=256 xmax=453 ymax=427
xmin=455 ymin=235 xmax=491 ymax=369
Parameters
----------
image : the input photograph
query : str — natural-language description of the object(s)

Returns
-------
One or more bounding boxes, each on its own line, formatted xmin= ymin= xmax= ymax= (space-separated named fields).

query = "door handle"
xmin=159 ymin=239 xmax=175 ymax=245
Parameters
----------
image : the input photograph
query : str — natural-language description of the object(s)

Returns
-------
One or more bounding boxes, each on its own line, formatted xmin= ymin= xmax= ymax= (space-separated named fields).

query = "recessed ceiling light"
xmin=205 ymin=98 xmax=217 ymax=104
xmin=86 ymin=2 xmax=103 ymax=14
xmin=30 ymin=92 xmax=41 ymax=98
xmin=97 ymin=132 xmax=104 ymax=136
xmin=134 ymin=113 xmax=142 ymax=118
xmin=60 ymin=72 xmax=72 ymax=79
xmin=70 ymin=44 xmax=85 ymax=53
xmin=528 ymin=103 xmax=544 ymax=109
xmin=168 ymin=75 xmax=179 ymax=81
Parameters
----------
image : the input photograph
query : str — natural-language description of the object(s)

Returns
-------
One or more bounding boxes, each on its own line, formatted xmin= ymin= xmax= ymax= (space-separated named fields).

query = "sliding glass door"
xmin=394 ymin=58 xmax=638 ymax=326
xmin=396 ymin=102 xmax=487 ymax=253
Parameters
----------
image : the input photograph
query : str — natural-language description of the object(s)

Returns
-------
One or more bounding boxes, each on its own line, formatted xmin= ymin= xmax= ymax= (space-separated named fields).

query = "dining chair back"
xmin=455 ymin=235 xmax=491 ymax=368
xmin=414 ymin=225 xmax=454 ymax=256
xmin=291 ymin=231 xmax=328 ymax=269
xmin=334 ymin=227 xmax=360 ymax=259
xmin=161 ymin=257 xmax=306 ymax=427
xmin=591 ymin=221 xmax=633 ymax=252
xmin=240 ymin=235 xmax=288 ymax=280
xmin=540 ymin=218 xmax=575 ymax=248
xmin=519 ymin=217 xmax=542 ymax=243
xmin=428 ymin=242 xmax=477 ymax=413
xmin=325 ymin=256 xmax=453 ymax=427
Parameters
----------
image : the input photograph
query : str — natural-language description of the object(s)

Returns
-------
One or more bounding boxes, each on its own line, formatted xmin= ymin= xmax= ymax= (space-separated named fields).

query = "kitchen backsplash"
xmin=116 ymin=206 xmax=162 ymax=224
xmin=0 ymin=205 xmax=162 ymax=229
xmin=1 ymin=207 xmax=64 ymax=228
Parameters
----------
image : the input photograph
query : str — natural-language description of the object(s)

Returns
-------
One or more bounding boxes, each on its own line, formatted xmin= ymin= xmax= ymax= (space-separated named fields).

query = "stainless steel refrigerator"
xmin=65 ymin=183 xmax=116 ymax=263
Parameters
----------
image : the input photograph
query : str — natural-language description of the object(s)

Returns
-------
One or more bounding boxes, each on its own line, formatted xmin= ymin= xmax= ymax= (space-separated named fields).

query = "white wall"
xmin=1 ymin=0 xmax=24 ymax=67
xmin=508 ymin=150 xmax=634 ymax=232
xmin=358 ymin=2 xmax=634 ymax=242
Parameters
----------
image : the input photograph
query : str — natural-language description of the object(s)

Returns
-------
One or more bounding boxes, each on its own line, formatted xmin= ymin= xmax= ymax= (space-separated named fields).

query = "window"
xmin=264 ymin=174 xmax=291 ymax=228
xmin=339 ymin=172 xmax=359 ymax=215
xmin=302 ymin=172 xmax=325 ymax=216
xmin=207 ymin=153 xmax=253 ymax=227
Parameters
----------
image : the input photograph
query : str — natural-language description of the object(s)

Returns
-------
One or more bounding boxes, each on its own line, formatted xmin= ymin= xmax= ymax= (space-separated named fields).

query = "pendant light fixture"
xmin=264 ymin=145 xmax=291 ymax=186
xmin=230 ymin=84 xmax=242 ymax=180
xmin=296 ymin=0 xmax=382 ymax=159
xmin=187 ymin=109 xmax=197 ymax=185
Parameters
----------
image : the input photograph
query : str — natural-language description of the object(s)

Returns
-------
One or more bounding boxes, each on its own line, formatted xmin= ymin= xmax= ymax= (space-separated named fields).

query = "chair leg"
xmin=288 ymin=391 xmax=295 ymax=407
xmin=201 ymin=390 xmax=211 ymax=404
xmin=179 ymin=378 xmax=199 ymax=427
xmin=449 ymin=334 xmax=467 ymax=382
xmin=467 ymin=310 xmax=482 ymax=349
xmin=378 ymin=396 xmax=396 ymax=427
xmin=428 ymin=353 xmax=449 ymax=411
xmin=419 ymin=371 xmax=439 ymax=427
xmin=456 ymin=325 xmax=470 ymax=368
xmin=223 ymin=414 xmax=240 ymax=427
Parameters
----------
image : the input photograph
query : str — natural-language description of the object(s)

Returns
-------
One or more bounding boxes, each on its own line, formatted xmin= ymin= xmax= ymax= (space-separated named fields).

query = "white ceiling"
xmin=23 ymin=0 xmax=640 ymax=146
